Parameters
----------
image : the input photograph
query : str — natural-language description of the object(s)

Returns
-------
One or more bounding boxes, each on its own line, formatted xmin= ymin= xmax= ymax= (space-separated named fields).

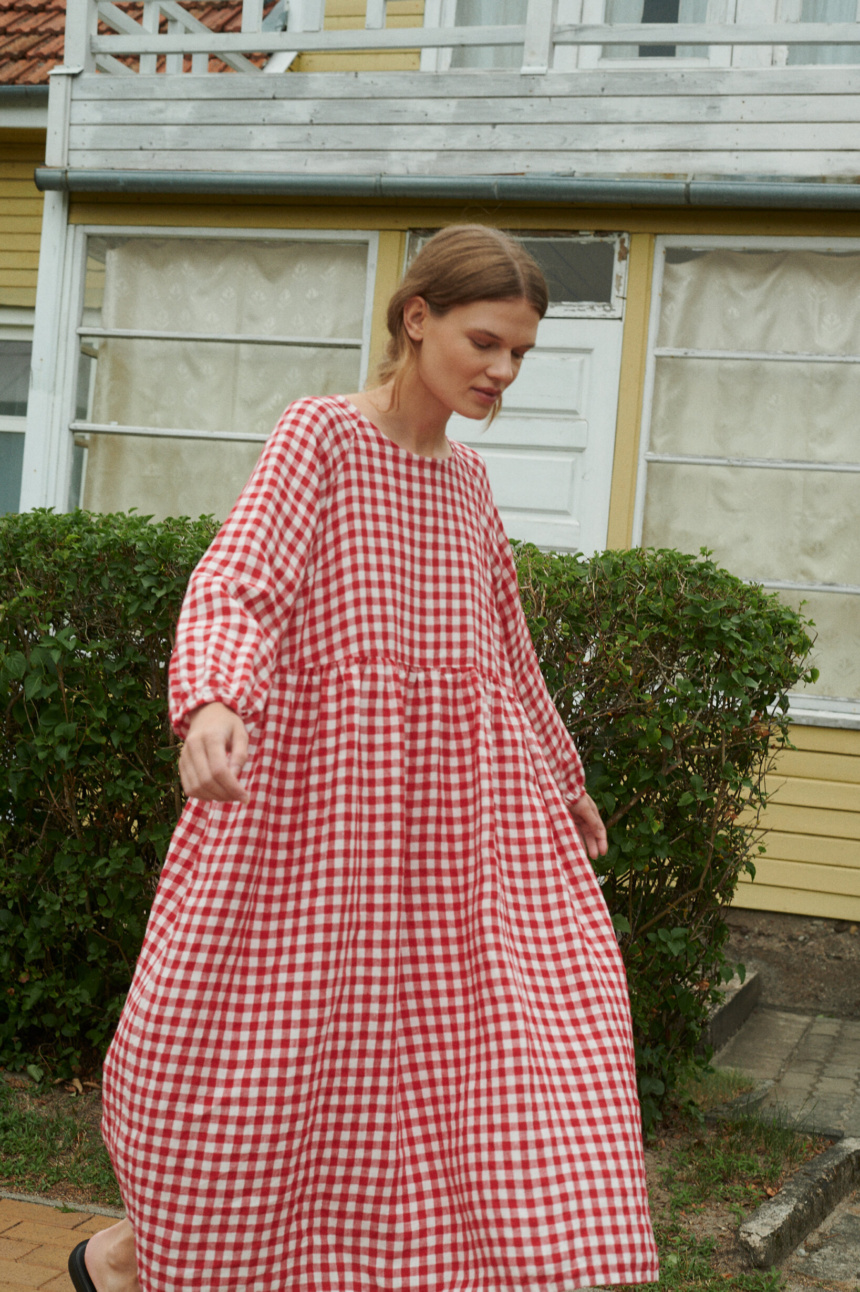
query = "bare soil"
xmin=725 ymin=908 xmax=860 ymax=1020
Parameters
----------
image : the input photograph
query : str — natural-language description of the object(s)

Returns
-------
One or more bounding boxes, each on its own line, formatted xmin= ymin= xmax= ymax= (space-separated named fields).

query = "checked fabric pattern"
xmin=102 ymin=396 xmax=658 ymax=1292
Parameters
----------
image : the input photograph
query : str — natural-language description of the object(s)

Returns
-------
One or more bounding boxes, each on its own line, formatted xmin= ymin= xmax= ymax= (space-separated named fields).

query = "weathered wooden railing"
xmin=61 ymin=0 xmax=860 ymax=74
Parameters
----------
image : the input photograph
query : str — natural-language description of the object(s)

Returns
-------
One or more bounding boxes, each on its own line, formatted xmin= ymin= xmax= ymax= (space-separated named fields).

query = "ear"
xmin=402 ymin=296 xmax=430 ymax=343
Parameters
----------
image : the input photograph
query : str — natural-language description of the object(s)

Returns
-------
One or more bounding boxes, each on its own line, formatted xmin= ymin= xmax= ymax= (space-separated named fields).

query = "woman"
xmin=70 ymin=225 xmax=658 ymax=1292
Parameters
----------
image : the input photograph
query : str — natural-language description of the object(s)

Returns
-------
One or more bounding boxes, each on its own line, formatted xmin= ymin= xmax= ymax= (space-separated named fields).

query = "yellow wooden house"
xmin=6 ymin=0 xmax=860 ymax=919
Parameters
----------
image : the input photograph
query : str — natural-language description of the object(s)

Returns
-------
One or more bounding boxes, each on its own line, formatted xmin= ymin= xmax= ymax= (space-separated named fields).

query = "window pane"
xmin=645 ymin=245 xmax=860 ymax=705
xmin=0 ymin=341 xmax=31 ymax=416
xmin=0 ymin=431 xmax=24 ymax=514
xmin=650 ymin=357 xmax=860 ymax=462
xmin=642 ymin=461 xmax=860 ymax=588
xmin=451 ymin=0 xmax=525 ymax=68
xmin=657 ymin=249 xmax=860 ymax=352
xmin=80 ymin=236 xmax=368 ymax=519
xmin=778 ymin=589 xmax=860 ymax=702
xmin=787 ymin=0 xmax=860 ymax=65
xmin=602 ymin=0 xmax=708 ymax=60
xmin=91 ymin=340 xmax=360 ymax=437
xmin=81 ymin=436 xmax=264 ymax=520
xmin=519 ymin=238 xmax=615 ymax=305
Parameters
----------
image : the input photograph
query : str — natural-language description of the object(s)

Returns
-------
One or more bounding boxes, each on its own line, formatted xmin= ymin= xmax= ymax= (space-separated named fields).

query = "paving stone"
xmin=0 ymin=1209 xmax=84 ymax=1236
xmin=0 ymin=1246 xmax=36 ymax=1265
xmin=0 ymin=1260 xmax=59 ymax=1288
xmin=0 ymin=1228 xmax=86 ymax=1252
xmin=18 ymin=1247 xmax=74 ymax=1273
xmin=72 ymin=1218 xmax=116 ymax=1236
xmin=39 ymin=1277 xmax=73 ymax=1292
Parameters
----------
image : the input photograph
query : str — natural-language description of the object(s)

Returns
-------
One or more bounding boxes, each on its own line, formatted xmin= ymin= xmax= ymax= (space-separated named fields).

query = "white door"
xmin=449 ymin=315 xmax=625 ymax=554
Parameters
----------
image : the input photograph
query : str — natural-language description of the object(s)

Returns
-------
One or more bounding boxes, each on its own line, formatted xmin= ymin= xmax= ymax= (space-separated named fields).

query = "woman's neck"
xmin=346 ymin=379 xmax=452 ymax=461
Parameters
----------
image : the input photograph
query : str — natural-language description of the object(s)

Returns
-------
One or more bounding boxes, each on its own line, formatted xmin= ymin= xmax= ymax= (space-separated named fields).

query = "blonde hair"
xmin=376 ymin=225 xmax=548 ymax=418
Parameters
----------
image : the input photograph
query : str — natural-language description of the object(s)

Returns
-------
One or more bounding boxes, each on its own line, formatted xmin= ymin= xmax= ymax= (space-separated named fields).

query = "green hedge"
xmin=0 ymin=513 xmax=815 ymax=1125
xmin=515 ymin=543 xmax=816 ymax=1127
xmin=0 ymin=510 xmax=218 ymax=1076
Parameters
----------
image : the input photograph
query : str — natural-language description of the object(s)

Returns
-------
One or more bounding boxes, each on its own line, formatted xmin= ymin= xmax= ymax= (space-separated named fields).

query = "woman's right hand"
xmin=179 ymin=702 xmax=250 ymax=804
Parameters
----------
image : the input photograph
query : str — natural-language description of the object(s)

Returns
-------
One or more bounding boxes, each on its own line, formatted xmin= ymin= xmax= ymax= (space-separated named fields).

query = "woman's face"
xmin=403 ymin=296 xmax=540 ymax=420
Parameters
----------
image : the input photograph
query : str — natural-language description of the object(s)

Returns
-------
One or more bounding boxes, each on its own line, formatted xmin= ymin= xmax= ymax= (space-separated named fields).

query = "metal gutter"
xmin=0 ymin=86 xmax=50 ymax=102
xmin=32 ymin=168 xmax=860 ymax=209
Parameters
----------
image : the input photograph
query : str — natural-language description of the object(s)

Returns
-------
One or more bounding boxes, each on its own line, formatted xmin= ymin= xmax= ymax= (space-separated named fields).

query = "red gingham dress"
xmin=102 ymin=396 xmax=658 ymax=1292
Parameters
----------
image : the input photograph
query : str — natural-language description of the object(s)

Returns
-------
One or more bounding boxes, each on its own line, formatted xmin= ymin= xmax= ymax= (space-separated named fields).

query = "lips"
xmin=472 ymin=387 xmax=501 ymax=403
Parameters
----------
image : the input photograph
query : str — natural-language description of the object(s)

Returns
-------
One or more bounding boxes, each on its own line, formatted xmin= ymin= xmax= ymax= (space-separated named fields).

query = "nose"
xmin=486 ymin=350 xmax=515 ymax=384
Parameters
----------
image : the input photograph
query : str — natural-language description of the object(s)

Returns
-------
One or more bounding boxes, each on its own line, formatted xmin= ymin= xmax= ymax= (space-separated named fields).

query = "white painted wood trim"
xmin=45 ymin=69 xmax=77 ymax=167
xmin=760 ymin=579 xmax=860 ymax=594
xmin=77 ymin=326 xmax=364 ymax=346
xmin=359 ymin=232 xmax=379 ymax=389
xmin=630 ymin=237 xmax=665 ymax=547
xmin=71 ymin=420 xmax=270 ymax=442
xmin=522 ymin=0 xmax=558 ymax=71
xmin=655 ymin=347 xmax=860 ymax=362
xmin=64 ymin=0 xmax=97 ymax=71
xmin=645 ymin=453 xmax=860 ymax=471
xmin=21 ymin=204 xmax=83 ymax=512
xmin=81 ymin=224 xmax=377 ymax=241
xmin=88 ymin=22 xmax=860 ymax=58
xmin=365 ymin=0 xmax=387 ymax=29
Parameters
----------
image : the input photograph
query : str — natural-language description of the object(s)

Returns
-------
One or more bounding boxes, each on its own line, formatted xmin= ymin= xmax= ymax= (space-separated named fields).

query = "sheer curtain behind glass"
xmin=642 ymin=249 xmax=860 ymax=703
xmin=787 ymin=0 xmax=860 ymax=63
xmin=83 ymin=238 xmax=367 ymax=520
xmin=602 ymin=0 xmax=709 ymax=59
xmin=450 ymin=0 xmax=525 ymax=67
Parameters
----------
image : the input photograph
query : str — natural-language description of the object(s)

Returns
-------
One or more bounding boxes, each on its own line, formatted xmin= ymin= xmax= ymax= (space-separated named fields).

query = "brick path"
xmin=0 ymin=1198 xmax=119 ymax=1292
xmin=715 ymin=1007 xmax=860 ymax=1136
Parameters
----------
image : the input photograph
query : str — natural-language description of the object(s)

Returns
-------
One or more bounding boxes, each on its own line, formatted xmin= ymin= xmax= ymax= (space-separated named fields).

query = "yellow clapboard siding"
xmin=0 ymin=270 xmax=40 ymax=287
xmin=0 ymin=236 xmax=41 ymax=252
xmin=756 ymin=801 xmax=860 ymax=841
xmin=295 ymin=0 xmax=422 ymax=66
xmin=65 ymin=197 xmax=860 ymax=240
xmin=0 ymin=288 xmax=37 ymax=307
xmin=734 ymin=880 xmax=860 ymax=921
xmin=0 ymin=136 xmax=45 ymax=309
xmin=607 ymin=233 xmax=653 ymax=549
xmin=325 ymin=1 xmax=422 ymax=12
xmin=368 ymin=228 xmax=405 ymax=379
xmin=748 ymin=856 xmax=860 ymax=899
xmin=787 ymin=725 xmax=860 ymax=756
xmin=773 ymin=746 xmax=860 ymax=785
xmin=759 ymin=829 xmax=860 ymax=870
xmin=293 ymin=52 xmax=421 ymax=69
xmin=0 ymin=251 xmax=40 ymax=270
xmin=764 ymin=775 xmax=860 ymax=814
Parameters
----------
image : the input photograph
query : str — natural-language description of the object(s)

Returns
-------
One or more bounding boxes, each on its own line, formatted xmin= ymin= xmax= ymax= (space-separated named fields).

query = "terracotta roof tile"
xmin=0 ymin=0 xmax=271 ymax=83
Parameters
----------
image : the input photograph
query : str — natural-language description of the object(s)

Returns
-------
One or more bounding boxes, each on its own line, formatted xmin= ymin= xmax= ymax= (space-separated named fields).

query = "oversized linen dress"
xmin=102 ymin=395 xmax=658 ymax=1292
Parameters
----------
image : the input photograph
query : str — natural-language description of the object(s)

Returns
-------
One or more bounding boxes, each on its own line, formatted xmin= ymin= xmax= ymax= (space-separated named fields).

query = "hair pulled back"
xmin=376 ymin=225 xmax=548 ymax=403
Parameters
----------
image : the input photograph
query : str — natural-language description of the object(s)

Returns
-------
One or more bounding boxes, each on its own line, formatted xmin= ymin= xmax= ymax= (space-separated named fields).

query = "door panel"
xmin=449 ymin=316 xmax=624 ymax=554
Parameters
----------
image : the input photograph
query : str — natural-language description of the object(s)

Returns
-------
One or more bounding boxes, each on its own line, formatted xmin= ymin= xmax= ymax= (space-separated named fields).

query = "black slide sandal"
xmin=68 ymin=1240 xmax=99 ymax=1292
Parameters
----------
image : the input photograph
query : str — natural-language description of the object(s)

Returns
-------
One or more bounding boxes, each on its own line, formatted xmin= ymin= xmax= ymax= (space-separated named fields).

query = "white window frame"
xmin=28 ymin=225 xmax=378 ymax=511
xmin=633 ymin=233 xmax=860 ymax=728
xmin=0 ymin=308 xmax=36 ymax=513
xmin=406 ymin=229 xmax=629 ymax=319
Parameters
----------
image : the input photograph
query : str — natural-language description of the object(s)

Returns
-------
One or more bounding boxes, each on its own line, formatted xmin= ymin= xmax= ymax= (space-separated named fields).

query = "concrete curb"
xmin=700 ymin=969 xmax=762 ymax=1054
xmin=739 ymin=1137 xmax=860 ymax=1267
xmin=0 ymin=1187 xmax=124 ymax=1218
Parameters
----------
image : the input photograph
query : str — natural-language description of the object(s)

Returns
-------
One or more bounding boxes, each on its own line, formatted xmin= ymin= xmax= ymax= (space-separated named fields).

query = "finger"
xmin=182 ymin=732 xmax=248 ymax=802
xmin=227 ymin=721 xmax=250 ymax=777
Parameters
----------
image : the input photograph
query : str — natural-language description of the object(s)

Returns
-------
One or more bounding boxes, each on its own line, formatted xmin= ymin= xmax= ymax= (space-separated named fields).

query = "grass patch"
xmin=616 ymin=1071 xmax=832 ymax=1291
xmin=0 ymin=1073 xmax=121 ymax=1209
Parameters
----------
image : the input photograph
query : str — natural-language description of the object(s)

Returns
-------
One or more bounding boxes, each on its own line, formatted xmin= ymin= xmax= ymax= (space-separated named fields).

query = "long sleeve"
xmin=491 ymin=510 xmax=586 ymax=806
xmin=168 ymin=399 xmax=333 ymax=739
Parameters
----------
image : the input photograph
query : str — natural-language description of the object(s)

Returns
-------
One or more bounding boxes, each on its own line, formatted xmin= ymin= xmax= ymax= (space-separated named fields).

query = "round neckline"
xmin=336 ymin=396 xmax=457 ymax=467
